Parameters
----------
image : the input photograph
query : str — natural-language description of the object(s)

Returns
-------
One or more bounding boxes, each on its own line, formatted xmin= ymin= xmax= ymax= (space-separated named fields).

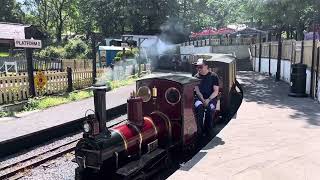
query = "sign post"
xmin=15 ymin=38 xmax=42 ymax=97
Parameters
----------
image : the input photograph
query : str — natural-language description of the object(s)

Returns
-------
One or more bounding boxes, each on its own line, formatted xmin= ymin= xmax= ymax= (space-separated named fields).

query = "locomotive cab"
xmin=136 ymin=75 xmax=201 ymax=148
xmin=191 ymin=53 xmax=242 ymax=121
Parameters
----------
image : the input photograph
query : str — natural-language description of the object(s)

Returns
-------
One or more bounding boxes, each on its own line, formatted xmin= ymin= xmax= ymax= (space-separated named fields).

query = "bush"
xmin=64 ymin=38 xmax=89 ymax=59
xmin=36 ymin=46 xmax=65 ymax=59
xmin=114 ymin=57 xmax=121 ymax=62
xmin=35 ymin=38 xmax=89 ymax=59
xmin=115 ymin=49 xmax=136 ymax=60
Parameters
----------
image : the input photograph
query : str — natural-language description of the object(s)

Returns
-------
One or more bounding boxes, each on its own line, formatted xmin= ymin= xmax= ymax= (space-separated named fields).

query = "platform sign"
xmin=15 ymin=39 xmax=42 ymax=49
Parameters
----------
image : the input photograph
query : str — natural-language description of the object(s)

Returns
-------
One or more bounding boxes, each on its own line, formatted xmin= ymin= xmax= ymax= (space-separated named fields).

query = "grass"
xmin=107 ymin=76 xmax=138 ymax=90
xmin=23 ymin=91 xmax=93 ymax=111
xmin=0 ymin=52 xmax=9 ymax=57
xmin=0 ymin=75 xmax=140 ymax=118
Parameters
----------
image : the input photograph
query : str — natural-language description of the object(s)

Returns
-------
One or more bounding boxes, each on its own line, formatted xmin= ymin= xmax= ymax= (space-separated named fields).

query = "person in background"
xmin=193 ymin=58 xmax=220 ymax=137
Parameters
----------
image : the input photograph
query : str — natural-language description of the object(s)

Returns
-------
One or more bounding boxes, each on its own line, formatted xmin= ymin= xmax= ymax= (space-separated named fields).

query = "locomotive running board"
xmin=116 ymin=148 xmax=167 ymax=179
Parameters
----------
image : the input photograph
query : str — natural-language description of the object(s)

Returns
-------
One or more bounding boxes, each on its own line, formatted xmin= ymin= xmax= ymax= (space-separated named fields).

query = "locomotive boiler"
xmin=74 ymin=53 xmax=243 ymax=180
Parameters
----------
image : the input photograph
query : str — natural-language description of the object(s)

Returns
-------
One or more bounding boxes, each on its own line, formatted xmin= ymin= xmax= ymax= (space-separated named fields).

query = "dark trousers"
xmin=195 ymin=103 xmax=215 ymax=136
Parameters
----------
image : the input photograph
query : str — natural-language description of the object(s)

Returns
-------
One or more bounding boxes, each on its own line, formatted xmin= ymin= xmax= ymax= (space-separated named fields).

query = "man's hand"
xmin=204 ymin=99 xmax=210 ymax=107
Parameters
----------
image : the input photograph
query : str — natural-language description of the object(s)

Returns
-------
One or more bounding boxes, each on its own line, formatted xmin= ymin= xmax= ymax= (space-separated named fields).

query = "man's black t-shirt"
xmin=195 ymin=72 xmax=219 ymax=99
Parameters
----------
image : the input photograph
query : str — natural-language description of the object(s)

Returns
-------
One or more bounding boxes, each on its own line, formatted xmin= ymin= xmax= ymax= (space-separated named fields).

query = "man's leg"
xmin=194 ymin=100 xmax=205 ymax=136
xmin=204 ymin=103 xmax=216 ymax=137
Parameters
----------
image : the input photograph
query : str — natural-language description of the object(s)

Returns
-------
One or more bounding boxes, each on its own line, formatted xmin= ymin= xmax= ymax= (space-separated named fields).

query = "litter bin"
xmin=288 ymin=64 xmax=308 ymax=97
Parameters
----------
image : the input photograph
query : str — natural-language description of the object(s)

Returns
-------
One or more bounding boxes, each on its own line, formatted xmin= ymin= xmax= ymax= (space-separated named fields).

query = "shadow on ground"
xmin=179 ymin=137 xmax=225 ymax=171
xmin=238 ymin=71 xmax=320 ymax=126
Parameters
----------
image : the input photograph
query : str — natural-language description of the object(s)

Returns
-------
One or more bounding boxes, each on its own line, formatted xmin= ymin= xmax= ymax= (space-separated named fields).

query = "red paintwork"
xmin=127 ymin=97 xmax=144 ymax=127
xmin=136 ymin=78 xmax=200 ymax=147
xmin=111 ymin=116 xmax=168 ymax=155
xmin=182 ymin=83 xmax=198 ymax=145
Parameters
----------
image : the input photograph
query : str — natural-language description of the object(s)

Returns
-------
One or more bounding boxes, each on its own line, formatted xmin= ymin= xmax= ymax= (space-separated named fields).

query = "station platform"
xmin=169 ymin=71 xmax=320 ymax=180
xmin=0 ymin=71 xmax=191 ymax=143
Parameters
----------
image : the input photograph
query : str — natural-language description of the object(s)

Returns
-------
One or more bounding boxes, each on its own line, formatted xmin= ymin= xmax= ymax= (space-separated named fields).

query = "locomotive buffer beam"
xmin=116 ymin=148 xmax=168 ymax=179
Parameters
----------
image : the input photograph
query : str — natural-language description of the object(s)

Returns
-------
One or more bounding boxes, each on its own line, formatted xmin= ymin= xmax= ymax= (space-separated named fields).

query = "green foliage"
xmin=0 ymin=52 xmax=9 ymax=57
xmin=16 ymin=0 xmax=320 ymax=44
xmin=114 ymin=57 xmax=121 ymax=62
xmin=68 ymin=91 xmax=93 ymax=101
xmin=108 ymin=76 xmax=138 ymax=90
xmin=115 ymin=50 xmax=136 ymax=59
xmin=36 ymin=46 xmax=65 ymax=59
xmin=0 ymin=110 xmax=15 ymax=118
xmin=23 ymin=90 xmax=93 ymax=111
xmin=64 ymin=38 xmax=89 ymax=59
xmin=0 ymin=0 xmax=24 ymax=23
xmin=35 ymin=38 xmax=89 ymax=59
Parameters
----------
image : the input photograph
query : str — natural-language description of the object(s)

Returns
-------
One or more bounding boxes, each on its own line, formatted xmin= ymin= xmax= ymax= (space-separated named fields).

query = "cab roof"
xmin=194 ymin=53 xmax=235 ymax=64
xmin=138 ymin=75 xmax=200 ymax=85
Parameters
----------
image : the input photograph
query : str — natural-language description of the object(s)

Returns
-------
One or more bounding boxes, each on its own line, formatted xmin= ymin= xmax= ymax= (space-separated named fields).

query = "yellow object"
xmin=152 ymin=87 xmax=157 ymax=97
xmin=34 ymin=71 xmax=48 ymax=91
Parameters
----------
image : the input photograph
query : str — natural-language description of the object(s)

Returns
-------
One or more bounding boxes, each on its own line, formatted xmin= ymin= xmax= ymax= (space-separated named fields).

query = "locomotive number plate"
xmin=147 ymin=139 xmax=158 ymax=153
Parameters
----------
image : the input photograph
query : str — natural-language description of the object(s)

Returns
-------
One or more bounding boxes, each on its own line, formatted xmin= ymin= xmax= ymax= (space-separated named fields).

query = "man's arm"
xmin=204 ymin=85 xmax=219 ymax=106
xmin=208 ymin=85 xmax=219 ymax=100
xmin=194 ymin=86 xmax=205 ymax=103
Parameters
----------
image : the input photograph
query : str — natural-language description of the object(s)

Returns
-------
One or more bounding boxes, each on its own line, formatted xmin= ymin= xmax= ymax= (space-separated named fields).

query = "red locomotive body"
xmin=74 ymin=53 xmax=243 ymax=180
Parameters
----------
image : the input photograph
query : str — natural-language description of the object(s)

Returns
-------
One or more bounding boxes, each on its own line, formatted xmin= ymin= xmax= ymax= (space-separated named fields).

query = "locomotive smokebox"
xmin=92 ymin=84 xmax=110 ymax=136
xmin=127 ymin=94 xmax=144 ymax=127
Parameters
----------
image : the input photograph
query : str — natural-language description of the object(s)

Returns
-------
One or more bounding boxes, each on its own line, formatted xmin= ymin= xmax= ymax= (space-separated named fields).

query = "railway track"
xmin=0 ymin=117 xmax=127 ymax=180
xmin=0 ymin=103 xmax=127 ymax=158
xmin=0 ymin=139 xmax=79 ymax=180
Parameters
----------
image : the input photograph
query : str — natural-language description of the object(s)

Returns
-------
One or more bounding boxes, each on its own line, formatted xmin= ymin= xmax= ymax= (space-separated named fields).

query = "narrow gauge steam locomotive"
xmin=75 ymin=53 xmax=243 ymax=180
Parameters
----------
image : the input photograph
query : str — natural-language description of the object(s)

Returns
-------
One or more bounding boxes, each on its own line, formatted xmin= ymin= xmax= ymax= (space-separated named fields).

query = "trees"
xmin=6 ymin=0 xmax=319 ymax=43
xmin=0 ymin=0 xmax=23 ymax=23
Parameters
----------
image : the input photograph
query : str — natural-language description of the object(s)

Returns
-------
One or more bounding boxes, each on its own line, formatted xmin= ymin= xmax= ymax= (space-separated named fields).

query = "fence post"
xmin=316 ymin=47 xmax=320 ymax=99
xmin=26 ymin=48 xmax=36 ymax=97
xmin=60 ymin=59 xmax=63 ymax=71
xmin=92 ymin=33 xmax=97 ymax=84
xmin=254 ymin=44 xmax=257 ymax=71
xmin=310 ymin=27 xmax=316 ymax=98
xmin=67 ymin=67 xmax=73 ymax=92
xmin=259 ymin=33 xmax=262 ymax=72
xmin=276 ymin=33 xmax=282 ymax=81
xmin=300 ymin=40 xmax=304 ymax=64
xmin=269 ymin=42 xmax=271 ymax=76
xmin=74 ymin=59 xmax=76 ymax=70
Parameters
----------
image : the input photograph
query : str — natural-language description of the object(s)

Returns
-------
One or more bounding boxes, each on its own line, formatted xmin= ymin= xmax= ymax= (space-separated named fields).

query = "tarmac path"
xmin=169 ymin=71 xmax=320 ymax=180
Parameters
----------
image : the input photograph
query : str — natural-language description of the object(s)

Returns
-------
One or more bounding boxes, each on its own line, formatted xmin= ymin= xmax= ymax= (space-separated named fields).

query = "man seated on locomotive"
xmin=193 ymin=58 xmax=219 ymax=137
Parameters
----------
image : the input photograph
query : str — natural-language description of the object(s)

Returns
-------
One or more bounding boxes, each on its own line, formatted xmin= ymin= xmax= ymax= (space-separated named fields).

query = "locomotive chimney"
xmin=92 ymin=84 xmax=111 ymax=137
xmin=127 ymin=91 xmax=144 ymax=127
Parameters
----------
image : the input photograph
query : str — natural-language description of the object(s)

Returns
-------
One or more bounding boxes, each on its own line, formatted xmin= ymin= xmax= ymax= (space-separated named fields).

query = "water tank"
xmin=288 ymin=64 xmax=308 ymax=97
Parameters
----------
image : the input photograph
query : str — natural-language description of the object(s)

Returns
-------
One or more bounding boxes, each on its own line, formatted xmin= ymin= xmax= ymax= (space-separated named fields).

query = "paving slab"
xmin=168 ymin=71 xmax=320 ymax=180
xmin=0 ymin=71 xmax=191 ymax=142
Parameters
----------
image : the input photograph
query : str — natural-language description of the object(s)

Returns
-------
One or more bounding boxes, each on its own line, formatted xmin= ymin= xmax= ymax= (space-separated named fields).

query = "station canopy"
xmin=230 ymin=27 xmax=267 ymax=37
xmin=190 ymin=27 xmax=236 ymax=38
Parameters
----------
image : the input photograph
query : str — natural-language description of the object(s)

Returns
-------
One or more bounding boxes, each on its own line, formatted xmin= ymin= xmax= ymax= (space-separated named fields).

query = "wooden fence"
xmin=0 ymin=62 xmax=150 ymax=105
xmin=251 ymin=40 xmax=320 ymax=71
xmin=0 ymin=57 xmax=92 ymax=73
xmin=180 ymin=37 xmax=253 ymax=47
xmin=0 ymin=68 xmax=105 ymax=104
xmin=251 ymin=39 xmax=320 ymax=99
